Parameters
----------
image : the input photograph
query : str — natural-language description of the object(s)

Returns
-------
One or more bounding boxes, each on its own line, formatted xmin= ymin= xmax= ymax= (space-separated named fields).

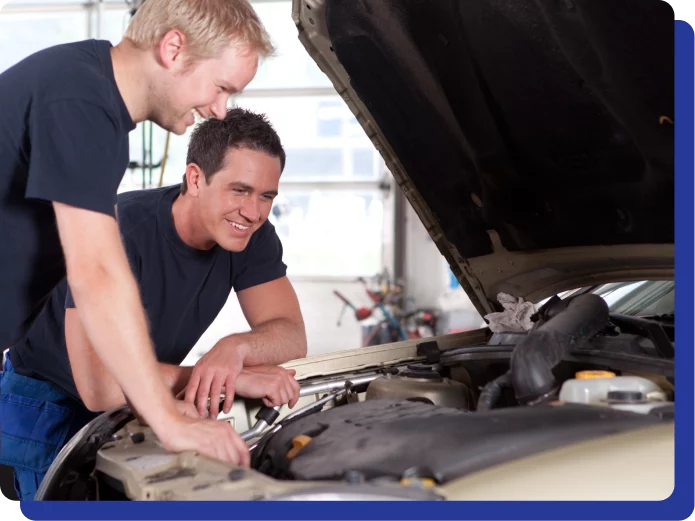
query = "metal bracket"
xmin=416 ymin=341 xmax=441 ymax=364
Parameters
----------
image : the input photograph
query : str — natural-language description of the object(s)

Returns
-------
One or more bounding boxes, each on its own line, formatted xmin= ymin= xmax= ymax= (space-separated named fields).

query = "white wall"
xmin=403 ymin=204 xmax=451 ymax=309
xmin=182 ymin=279 xmax=374 ymax=365
xmin=402 ymin=204 xmax=483 ymax=333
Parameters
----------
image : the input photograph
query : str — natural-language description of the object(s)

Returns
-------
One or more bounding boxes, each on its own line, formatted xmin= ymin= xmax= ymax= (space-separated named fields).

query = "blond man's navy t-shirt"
xmin=0 ymin=39 xmax=135 ymax=347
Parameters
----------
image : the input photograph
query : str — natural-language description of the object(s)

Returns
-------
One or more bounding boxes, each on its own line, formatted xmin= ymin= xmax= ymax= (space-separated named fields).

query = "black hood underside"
xmin=325 ymin=0 xmax=674 ymax=259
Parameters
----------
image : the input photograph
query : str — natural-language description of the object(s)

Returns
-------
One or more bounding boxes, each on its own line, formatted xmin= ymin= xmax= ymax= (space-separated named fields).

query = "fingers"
xmin=231 ymin=428 xmax=251 ymax=467
xmin=239 ymin=438 xmax=251 ymax=467
xmin=222 ymin=375 xmax=236 ymax=414
xmin=183 ymin=371 xmax=201 ymax=406
xmin=208 ymin=375 xmax=224 ymax=419
xmin=259 ymin=369 xmax=299 ymax=408
xmin=279 ymin=378 xmax=291 ymax=406
xmin=157 ymin=416 xmax=250 ymax=467
xmin=264 ymin=377 xmax=287 ymax=407
xmin=196 ymin=370 xmax=214 ymax=418
xmin=217 ymin=423 xmax=249 ymax=467
xmin=276 ymin=369 xmax=299 ymax=408
xmin=288 ymin=376 xmax=300 ymax=408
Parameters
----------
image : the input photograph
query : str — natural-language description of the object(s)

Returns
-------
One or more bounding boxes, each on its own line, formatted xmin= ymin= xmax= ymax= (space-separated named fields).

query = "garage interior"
xmin=0 ymin=0 xmax=483 ymax=361
xmin=0 ymin=0 xmax=675 ymax=506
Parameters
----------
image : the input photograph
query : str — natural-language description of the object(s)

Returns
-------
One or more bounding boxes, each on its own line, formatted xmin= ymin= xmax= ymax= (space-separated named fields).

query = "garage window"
xmin=0 ymin=4 xmax=89 ymax=74
xmin=1 ymin=0 xmax=392 ymax=279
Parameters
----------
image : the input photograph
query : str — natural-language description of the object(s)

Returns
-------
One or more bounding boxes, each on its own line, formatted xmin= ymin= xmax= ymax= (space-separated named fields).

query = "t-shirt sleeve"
xmin=26 ymin=99 xmax=126 ymax=216
xmin=233 ymin=221 xmax=288 ymax=292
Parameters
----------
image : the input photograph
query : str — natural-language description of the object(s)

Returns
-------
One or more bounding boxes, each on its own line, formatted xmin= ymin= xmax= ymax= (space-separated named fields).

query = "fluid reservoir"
xmin=559 ymin=373 xmax=668 ymax=414
xmin=366 ymin=365 xmax=471 ymax=410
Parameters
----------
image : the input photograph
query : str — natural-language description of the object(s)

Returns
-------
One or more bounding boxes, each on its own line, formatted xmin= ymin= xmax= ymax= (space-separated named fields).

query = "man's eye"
xmin=232 ymin=188 xmax=245 ymax=194
xmin=261 ymin=195 xmax=274 ymax=202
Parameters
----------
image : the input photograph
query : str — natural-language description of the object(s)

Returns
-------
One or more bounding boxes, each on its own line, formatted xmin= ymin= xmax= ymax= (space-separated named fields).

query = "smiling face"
xmin=151 ymin=33 xmax=259 ymax=135
xmin=185 ymin=146 xmax=281 ymax=252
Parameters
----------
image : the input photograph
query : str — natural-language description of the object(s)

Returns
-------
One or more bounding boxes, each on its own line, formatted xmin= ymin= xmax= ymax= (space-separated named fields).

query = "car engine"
xmin=35 ymin=293 xmax=675 ymax=501
xmin=248 ymin=294 xmax=674 ymax=488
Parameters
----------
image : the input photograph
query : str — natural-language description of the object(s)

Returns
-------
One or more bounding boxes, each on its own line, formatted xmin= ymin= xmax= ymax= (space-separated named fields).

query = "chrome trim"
xmin=248 ymin=388 xmax=346 ymax=451
xmin=239 ymin=374 xmax=380 ymax=442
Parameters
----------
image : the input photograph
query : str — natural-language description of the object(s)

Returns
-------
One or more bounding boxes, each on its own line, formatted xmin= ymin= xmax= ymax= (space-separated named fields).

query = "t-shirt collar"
xmin=158 ymin=185 xmax=218 ymax=258
xmin=93 ymin=39 xmax=136 ymax=133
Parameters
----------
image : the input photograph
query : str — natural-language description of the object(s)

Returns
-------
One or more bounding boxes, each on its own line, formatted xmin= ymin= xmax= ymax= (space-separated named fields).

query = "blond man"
xmin=0 ymin=0 xmax=273 ymax=499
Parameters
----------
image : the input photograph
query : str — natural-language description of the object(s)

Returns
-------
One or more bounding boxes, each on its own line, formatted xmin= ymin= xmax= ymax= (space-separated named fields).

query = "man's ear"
xmin=157 ymin=29 xmax=187 ymax=71
xmin=184 ymin=163 xmax=205 ymax=196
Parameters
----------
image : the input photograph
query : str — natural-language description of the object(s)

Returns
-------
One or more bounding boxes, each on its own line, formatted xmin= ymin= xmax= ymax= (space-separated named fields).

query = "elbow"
xmin=296 ymin=340 xmax=307 ymax=359
xmin=79 ymin=389 xmax=107 ymax=413
xmin=295 ymin=325 xmax=308 ymax=359
xmin=79 ymin=387 xmax=122 ymax=412
xmin=84 ymin=401 xmax=104 ymax=413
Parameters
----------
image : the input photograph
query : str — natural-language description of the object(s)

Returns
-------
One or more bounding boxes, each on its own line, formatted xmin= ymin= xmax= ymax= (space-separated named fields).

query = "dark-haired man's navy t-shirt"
xmin=0 ymin=39 xmax=135 ymax=348
xmin=8 ymin=185 xmax=288 ymax=401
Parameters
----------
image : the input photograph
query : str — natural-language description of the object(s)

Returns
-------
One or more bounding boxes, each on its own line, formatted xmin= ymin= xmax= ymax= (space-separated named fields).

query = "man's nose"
xmin=210 ymin=95 xmax=229 ymax=120
xmin=239 ymin=197 xmax=260 ymax=222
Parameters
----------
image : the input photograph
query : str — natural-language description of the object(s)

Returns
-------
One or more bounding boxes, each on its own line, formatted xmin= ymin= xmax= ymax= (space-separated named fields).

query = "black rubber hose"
xmin=510 ymin=293 xmax=609 ymax=404
xmin=256 ymin=406 xmax=280 ymax=425
xmin=476 ymin=372 xmax=511 ymax=412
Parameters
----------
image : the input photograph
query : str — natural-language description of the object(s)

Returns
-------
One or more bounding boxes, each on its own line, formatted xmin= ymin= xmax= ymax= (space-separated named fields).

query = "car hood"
xmin=291 ymin=0 xmax=674 ymax=315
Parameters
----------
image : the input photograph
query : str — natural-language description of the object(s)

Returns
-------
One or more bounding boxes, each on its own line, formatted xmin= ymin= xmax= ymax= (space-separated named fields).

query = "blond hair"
xmin=124 ymin=0 xmax=275 ymax=60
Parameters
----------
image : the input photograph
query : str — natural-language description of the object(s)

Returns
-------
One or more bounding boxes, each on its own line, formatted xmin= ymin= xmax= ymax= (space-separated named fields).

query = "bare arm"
xmin=54 ymin=202 xmax=180 ymax=426
xmin=65 ymin=308 xmax=192 ymax=412
xmin=230 ymin=276 xmax=307 ymax=365
xmin=185 ymin=276 xmax=307 ymax=417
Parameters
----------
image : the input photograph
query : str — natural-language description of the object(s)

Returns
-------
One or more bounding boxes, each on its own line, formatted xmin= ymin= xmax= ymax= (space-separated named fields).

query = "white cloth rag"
xmin=484 ymin=293 xmax=536 ymax=333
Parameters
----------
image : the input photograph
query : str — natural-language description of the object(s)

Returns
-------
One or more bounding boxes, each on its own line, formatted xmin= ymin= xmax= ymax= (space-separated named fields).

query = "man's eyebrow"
xmin=221 ymin=83 xmax=239 ymax=94
xmin=227 ymin=183 xmax=277 ymax=196
xmin=228 ymin=182 xmax=254 ymax=191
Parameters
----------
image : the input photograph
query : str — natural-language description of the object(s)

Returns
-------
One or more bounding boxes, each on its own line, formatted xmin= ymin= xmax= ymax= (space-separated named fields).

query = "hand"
xmin=184 ymin=340 xmax=250 ymax=419
xmin=236 ymin=366 xmax=301 ymax=409
xmin=156 ymin=415 xmax=250 ymax=467
xmin=127 ymin=397 xmax=204 ymax=426
xmin=174 ymin=399 xmax=203 ymax=419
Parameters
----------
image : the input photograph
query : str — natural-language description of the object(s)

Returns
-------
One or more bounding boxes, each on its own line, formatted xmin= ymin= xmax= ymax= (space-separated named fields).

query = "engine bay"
xmin=36 ymin=292 xmax=675 ymax=501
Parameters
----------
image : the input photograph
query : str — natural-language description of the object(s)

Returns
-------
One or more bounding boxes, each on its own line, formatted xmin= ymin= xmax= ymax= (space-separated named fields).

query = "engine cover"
xmin=258 ymin=398 xmax=664 ymax=484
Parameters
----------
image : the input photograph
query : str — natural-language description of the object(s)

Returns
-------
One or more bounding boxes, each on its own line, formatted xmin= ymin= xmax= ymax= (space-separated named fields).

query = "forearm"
xmin=225 ymin=317 xmax=307 ymax=367
xmin=77 ymin=361 xmax=192 ymax=412
xmin=68 ymin=271 xmax=178 ymax=426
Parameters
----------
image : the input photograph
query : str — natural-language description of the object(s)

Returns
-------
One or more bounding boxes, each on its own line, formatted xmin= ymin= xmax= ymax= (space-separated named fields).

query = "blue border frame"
xmin=20 ymin=20 xmax=694 ymax=521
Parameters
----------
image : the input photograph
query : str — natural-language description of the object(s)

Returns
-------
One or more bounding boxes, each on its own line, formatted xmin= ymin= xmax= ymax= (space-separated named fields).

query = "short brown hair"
xmin=124 ymin=0 xmax=275 ymax=60
xmin=181 ymin=108 xmax=285 ymax=194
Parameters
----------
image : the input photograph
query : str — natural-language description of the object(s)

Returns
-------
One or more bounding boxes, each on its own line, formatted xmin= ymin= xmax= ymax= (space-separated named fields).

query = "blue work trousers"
xmin=0 ymin=353 xmax=97 ymax=500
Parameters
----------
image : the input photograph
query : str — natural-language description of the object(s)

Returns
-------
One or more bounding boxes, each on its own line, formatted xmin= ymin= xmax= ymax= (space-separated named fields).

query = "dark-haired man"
xmin=2 ymin=108 xmax=306 ymax=499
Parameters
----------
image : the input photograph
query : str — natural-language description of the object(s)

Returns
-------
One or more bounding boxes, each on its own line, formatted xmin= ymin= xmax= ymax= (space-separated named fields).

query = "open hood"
xmin=291 ymin=0 xmax=674 ymax=315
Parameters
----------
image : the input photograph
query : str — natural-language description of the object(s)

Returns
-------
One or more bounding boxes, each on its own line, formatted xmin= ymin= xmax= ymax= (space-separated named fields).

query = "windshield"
xmin=546 ymin=281 xmax=674 ymax=317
